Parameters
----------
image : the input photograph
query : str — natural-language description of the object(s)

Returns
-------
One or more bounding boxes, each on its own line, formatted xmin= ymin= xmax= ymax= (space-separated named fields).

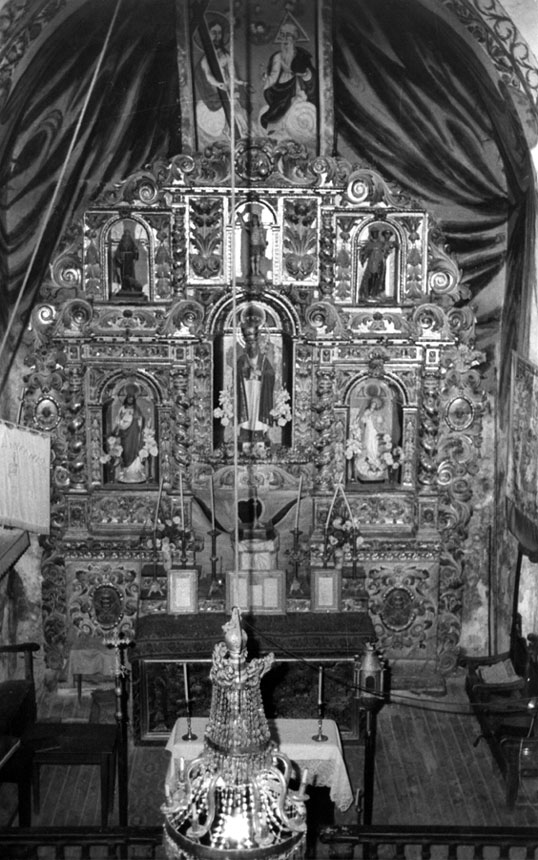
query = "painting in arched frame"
xmin=213 ymin=301 xmax=293 ymax=456
xmin=354 ymin=221 xmax=399 ymax=305
xmin=346 ymin=378 xmax=404 ymax=486
xmin=101 ymin=378 xmax=159 ymax=485
xmin=107 ymin=217 xmax=151 ymax=301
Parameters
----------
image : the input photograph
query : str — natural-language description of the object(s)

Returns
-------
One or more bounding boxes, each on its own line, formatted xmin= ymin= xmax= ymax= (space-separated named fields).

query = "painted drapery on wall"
xmin=507 ymin=353 xmax=538 ymax=555
xmin=0 ymin=0 xmax=533 ymax=390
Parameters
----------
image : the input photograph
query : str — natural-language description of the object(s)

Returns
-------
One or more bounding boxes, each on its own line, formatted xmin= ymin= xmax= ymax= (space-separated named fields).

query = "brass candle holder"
xmin=312 ymin=703 xmax=328 ymax=742
xmin=182 ymin=700 xmax=198 ymax=741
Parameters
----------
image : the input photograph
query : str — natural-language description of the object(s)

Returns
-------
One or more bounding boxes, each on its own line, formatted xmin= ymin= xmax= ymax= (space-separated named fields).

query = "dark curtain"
xmin=0 ymin=0 xmax=180 ymax=338
xmin=334 ymin=0 xmax=535 ymax=406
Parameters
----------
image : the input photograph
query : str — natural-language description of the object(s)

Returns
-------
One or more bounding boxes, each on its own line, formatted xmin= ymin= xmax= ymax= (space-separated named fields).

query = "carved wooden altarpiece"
xmin=22 ymin=138 xmax=485 ymax=685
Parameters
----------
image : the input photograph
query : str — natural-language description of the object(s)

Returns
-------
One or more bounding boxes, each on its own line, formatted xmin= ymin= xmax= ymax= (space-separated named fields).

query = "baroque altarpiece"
xmin=16 ymin=1 xmax=487 ymax=730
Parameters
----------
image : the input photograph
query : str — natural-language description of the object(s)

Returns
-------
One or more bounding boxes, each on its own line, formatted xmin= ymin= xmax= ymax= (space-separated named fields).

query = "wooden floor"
xmin=2 ymin=667 xmax=538 ymax=856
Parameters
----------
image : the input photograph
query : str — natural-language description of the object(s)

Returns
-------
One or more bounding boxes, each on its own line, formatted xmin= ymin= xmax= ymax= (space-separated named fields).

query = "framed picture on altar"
xmin=226 ymin=571 xmax=286 ymax=615
xmin=311 ymin=568 xmax=341 ymax=612
xmin=168 ymin=568 xmax=198 ymax=615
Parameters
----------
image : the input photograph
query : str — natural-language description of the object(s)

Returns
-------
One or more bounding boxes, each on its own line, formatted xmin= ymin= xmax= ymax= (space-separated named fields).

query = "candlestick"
xmin=325 ymin=486 xmax=339 ymax=531
xmin=295 ymin=476 xmax=302 ymax=531
xmin=153 ymin=477 xmax=164 ymax=534
xmin=210 ymin=474 xmax=216 ymax=532
xmin=339 ymin=483 xmax=354 ymax=523
xmin=318 ymin=665 xmax=323 ymax=706
xmin=179 ymin=473 xmax=185 ymax=531
xmin=183 ymin=662 xmax=190 ymax=705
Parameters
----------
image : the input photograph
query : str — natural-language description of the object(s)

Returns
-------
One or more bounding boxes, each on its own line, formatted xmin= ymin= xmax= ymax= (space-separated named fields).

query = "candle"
xmin=183 ymin=662 xmax=190 ymax=704
xmin=179 ymin=473 xmax=185 ymax=531
xmin=210 ymin=474 xmax=216 ymax=532
xmin=153 ymin=477 xmax=164 ymax=534
xmin=295 ymin=476 xmax=303 ymax=531
xmin=325 ymin=486 xmax=339 ymax=531
xmin=340 ymin=483 xmax=354 ymax=524
xmin=318 ymin=665 xmax=323 ymax=706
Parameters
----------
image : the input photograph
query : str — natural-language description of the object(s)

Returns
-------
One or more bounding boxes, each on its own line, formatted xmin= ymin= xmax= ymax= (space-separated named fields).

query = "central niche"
xmin=346 ymin=377 xmax=405 ymax=487
xmin=212 ymin=300 xmax=294 ymax=455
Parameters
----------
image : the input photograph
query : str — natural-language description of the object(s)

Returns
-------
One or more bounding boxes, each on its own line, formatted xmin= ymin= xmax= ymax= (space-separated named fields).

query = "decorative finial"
xmin=222 ymin=606 xmax=247 ymax=655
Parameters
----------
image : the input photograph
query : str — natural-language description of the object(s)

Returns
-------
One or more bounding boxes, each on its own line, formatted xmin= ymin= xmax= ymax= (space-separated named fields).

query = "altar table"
xmin=165 ymin=717 xmax=354 ymax=811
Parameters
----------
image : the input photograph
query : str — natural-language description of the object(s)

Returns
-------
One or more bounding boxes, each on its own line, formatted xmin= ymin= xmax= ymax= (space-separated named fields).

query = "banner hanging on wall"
xmin=506 ymin=352 xmax=538 ymax=555
xmin=0 ymin=419 xmax=50 ymax=534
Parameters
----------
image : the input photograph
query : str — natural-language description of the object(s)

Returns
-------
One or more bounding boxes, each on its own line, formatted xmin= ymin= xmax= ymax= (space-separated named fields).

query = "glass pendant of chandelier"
xmin=162 ymin=607 xmax=308 ymax=859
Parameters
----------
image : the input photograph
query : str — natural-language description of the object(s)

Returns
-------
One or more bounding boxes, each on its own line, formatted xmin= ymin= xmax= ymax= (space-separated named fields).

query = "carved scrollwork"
xmin=160 ymin=300 xmax=205 ymax=337
xmin=53 ymin=298 xmax=94 ymax=335
xmin=305 ymin=301 xmax=344 ymax=337
xmin=345 ymin=168 xmax=406 ymax=207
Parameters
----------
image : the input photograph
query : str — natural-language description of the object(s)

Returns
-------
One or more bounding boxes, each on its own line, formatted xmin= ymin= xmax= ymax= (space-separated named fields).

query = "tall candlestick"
xmin=325 ymin=486 xmax=339 ymax=531
xmin=210 ymin=474 xmax=216 ymax=532
xmin=339 ymin=483 xmax=354 ymax=523
xmin=295 ymin=476 xmax=303 ymax=531
xmin=183 ymin=662 xmax=190 ymax=704
xmin=153 ymin=477 xmax=164 ymax=534
xmin=318 ymin=665 xmax=323 ymax=706
xmin=179 ymin=473 xmax=185 ymax=531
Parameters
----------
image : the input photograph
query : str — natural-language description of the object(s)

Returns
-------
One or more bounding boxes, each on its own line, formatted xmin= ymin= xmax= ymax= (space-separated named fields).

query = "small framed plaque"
xmin=311 ymin=568 xmax=342 ymax=612
xmin=168 ymin=568 xmax=198 ymax=614
xmin=226 ymin=570 xmax=286 ymax=614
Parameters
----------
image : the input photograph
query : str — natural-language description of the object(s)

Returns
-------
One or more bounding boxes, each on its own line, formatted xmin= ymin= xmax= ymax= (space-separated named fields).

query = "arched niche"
xmin=211 ymin=298 xmax=294 ymax=456
xmin=345 ymin=376 xmax=406 ymax=487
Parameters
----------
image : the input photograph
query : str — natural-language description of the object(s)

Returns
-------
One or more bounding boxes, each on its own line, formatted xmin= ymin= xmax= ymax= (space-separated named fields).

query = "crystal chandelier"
xmin=162 ymin=608 xmax=308 ymax=859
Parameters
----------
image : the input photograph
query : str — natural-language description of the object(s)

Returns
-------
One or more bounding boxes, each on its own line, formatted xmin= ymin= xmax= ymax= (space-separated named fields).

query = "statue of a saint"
xmin=358 ymin=226 xmax=396 ymax=301
xmin=113 ymin=225 xmax=142 ymax=293
xmin=348 ymin=397 xmax=388 ymax=482
xmin=236 ymin=321 xmax=275 ymax=445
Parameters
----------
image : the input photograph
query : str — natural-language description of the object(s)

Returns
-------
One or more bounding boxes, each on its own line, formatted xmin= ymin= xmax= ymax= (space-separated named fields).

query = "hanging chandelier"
xmin=162 ymin=608 xmax=308 ymax=859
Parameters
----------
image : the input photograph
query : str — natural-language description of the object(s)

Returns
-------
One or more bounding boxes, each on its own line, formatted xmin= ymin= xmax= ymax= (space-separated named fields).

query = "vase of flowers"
xmin=324 ymin=507 xmax=364 ymax=564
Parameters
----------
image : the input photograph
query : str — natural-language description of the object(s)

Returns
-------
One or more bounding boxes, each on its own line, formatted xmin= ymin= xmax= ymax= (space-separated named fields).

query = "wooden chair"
xmin=0 ymin=642 xmax=39 ymax=737
xmin=466 ymin=633 xmax=538 ymax=808
xmin=0 ymin=642 xmax=40 ymax=825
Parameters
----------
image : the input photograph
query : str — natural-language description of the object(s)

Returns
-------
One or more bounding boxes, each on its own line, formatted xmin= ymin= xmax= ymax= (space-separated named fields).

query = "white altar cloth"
xmin=165 ymin=716 xmax=354 ymax=811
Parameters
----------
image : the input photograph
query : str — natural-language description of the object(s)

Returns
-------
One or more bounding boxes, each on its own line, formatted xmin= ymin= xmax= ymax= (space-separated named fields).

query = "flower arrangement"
xmin=344 ymin=431 xmax=404 ymax=473
xmin=270 ymin=387 xmax=292 ymax=426
xmin=100 ymin=426 xmax=158 ymax=465
xmin=213 ymin=387 xmax=234 ymax=426
xmin=325 ymin=510 xmax=364 ymax=561
xmin=214 ymin=386 xmax=292 ymax=428
xmin=380 ymin=434 xmax=404 ymax=471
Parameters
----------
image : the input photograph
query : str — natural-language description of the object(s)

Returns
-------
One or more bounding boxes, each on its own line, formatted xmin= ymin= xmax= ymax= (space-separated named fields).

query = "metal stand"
xmin=182 ymin=703 xmax=198 ymax=741
xmin=208 ymin=528 xmax=222 ymax=595
xmin=312 ymin=704 xmax=328 ymax=742
xmin=109 ymin=632 xmax=133 ymax=827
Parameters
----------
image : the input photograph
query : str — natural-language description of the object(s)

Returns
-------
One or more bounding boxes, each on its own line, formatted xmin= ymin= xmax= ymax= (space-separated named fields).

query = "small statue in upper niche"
xmin=358 ymin=226 xmax=396 ymax=302
xmin=114 ymin=226 xmax=142 ymax=292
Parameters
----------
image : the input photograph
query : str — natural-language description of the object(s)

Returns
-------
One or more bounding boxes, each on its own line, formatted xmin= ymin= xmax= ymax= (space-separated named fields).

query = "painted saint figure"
xmin=195 ymin=17 xmax=249 ymax=143
xmin=114 ymin=226 xmax=142 ymax=292
xmin=261 ymin=20 xmax=317 ymax=136
xmin=358 ymin=226 xmax=396 ymax=301
xmin=238 ymin=211 xmax=267 ymax=277
xmin=237 ymin=322 xmax=275 ymax=440
xmin=348 ymin=397 xmax=388 ymax=482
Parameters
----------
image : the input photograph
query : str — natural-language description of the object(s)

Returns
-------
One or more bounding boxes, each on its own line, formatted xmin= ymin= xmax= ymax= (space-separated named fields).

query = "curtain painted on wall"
xmin=333 ymin=0 xmax=535 ymax=411
xmin=0 ymin=0 xmax=535 ymax=413
xmin=0 ymin=0 xmax=180 ymax=337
